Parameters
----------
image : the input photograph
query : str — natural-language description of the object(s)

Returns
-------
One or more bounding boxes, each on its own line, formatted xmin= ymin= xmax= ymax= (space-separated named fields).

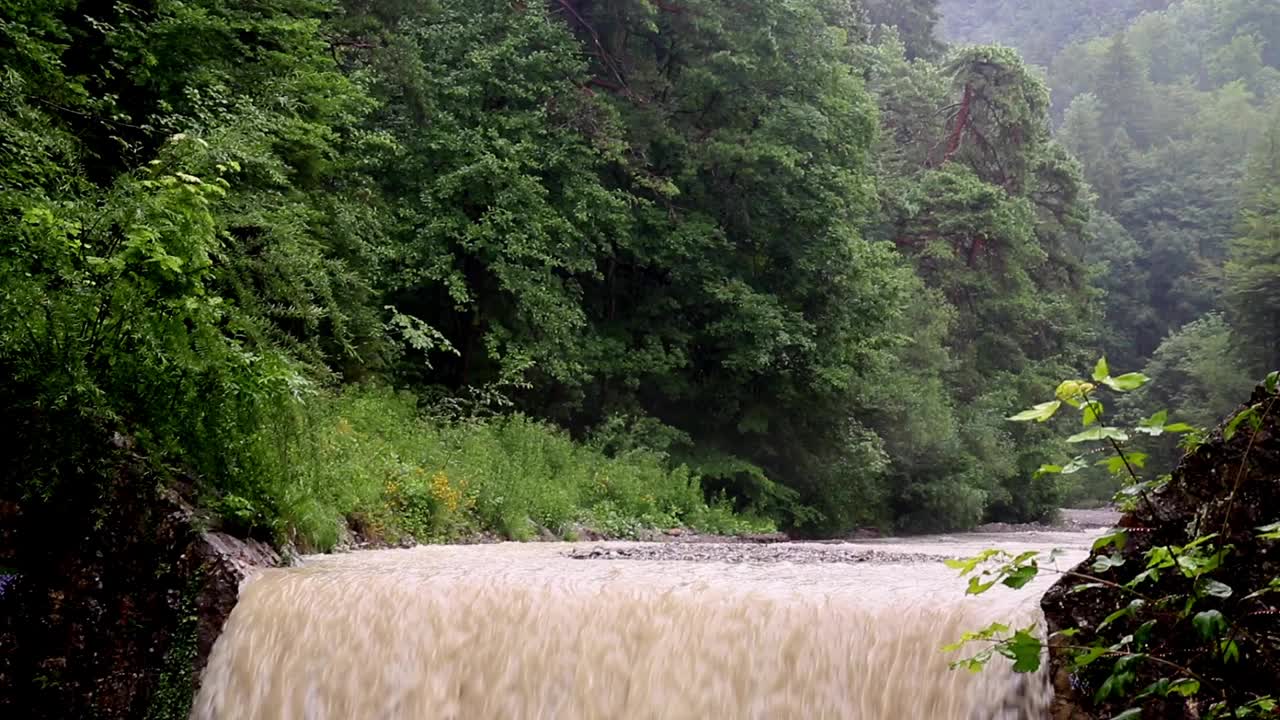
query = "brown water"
xmin=192 ymin=530 xmax=1095 ymax=720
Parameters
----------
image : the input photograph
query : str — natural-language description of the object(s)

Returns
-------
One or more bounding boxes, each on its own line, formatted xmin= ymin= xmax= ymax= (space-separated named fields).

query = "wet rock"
xmin=1041 ymin=383 xmax=1280 ymax=719
xmin=0 ymin=448 xmax=277 ymax=720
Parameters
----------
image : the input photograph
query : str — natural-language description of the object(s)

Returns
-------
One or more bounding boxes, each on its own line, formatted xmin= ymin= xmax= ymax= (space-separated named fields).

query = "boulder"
xmin=1042 ymin=383 xmax=1280 ymax=718
xmin=0 ymin=447 xmax=278 ymax=720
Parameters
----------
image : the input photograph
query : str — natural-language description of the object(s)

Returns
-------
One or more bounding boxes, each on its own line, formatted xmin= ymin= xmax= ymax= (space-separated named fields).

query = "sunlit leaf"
xmin=1009 ymin=400 xmax=1062 ymax=423
xmin=1092 ymin=358 xmax=1110 ymax=382
xmin=1103 ymin=373 xmax=1149 ymax=392
xmin=1083 ymin=402 xmax=1104 ymax=427
xmin=1134 ymin=410 xmax=1168 ymax=436
xmin=1068 ymin=426 xmax=1129 ymax=444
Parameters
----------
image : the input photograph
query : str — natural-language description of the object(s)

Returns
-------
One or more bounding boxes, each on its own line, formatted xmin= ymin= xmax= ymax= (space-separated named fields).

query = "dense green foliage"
xmin=9 ymin=0 xmax=1273 ymax=543
xmin=938 ymin=0 xmax=1179 ymax=65
xmin=934 ymin=0 xmax=1280 ymax=503
xmin=950 ymin=366 xmax=1280 ymax=718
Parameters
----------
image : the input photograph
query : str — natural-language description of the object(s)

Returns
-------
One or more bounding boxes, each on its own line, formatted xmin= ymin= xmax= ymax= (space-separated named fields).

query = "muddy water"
xmin=192 ymin=530 xmax=1097 ymax=720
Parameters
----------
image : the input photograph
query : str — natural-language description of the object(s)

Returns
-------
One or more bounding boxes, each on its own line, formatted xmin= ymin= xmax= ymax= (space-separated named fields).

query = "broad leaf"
xmin=1005 ymin=629 xmax=1042 ymax=673
xmin=1225 ymin=407 xmax=1260 ymax=440
xmin=1193 ymin=610 xmax=1225 ymax=640
xmin=1009 ymin=400 xmax=1062 ymax=423
xmin=1002 ymin=564 xmax=1039 ymax=589
xmin=1257 ymin=522 xmax=1280 ymax=541
xmin=1167 ymin=678 xmax=1200 ymax=697
xmin=1198 ymin=578 xmax=1233 ymax=599
xmin=1134 ymin=410 xmax=1168 ymax=436
xmin=1071 ymin=644 xmax=1108 ymax=668
xmin=1083 ymin=401 xmax=1104 ymax=427
xmin=1062 ymin=456 xmax=1089 ymax=474
xmin=1068 ymin=426 xmax=1129 ymax=444
xmin=1093 ymin=530 xmax=1128 ymax=552
xmin=1092 ymin=357 xmax=1110 ymax=382
xmin=1111 ymin=708 xmax=1142 ymax=720
xmin=1103 ymin=373 xmax=1149 ymax=392
xmin=1267 ymin=370 xmax=1279 ymax=395
xmin=1093 ymin=554 xmax=1127 ymax=572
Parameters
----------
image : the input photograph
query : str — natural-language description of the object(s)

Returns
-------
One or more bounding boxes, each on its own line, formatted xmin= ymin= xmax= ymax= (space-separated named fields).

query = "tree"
xmin=1226 ymin=115 xmax=1280 ymax=372
xmin=863 ymin=0 xmax=944 ymax=59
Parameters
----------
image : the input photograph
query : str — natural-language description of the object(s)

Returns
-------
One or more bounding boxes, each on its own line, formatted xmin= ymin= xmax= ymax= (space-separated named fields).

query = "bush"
xmin=252 ymin=387 xmax=772 ymax=550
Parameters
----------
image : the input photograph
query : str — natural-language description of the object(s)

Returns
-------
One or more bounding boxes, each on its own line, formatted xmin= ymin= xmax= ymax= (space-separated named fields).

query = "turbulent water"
xmin=192 ymin=530 xmax=1097 ymax=720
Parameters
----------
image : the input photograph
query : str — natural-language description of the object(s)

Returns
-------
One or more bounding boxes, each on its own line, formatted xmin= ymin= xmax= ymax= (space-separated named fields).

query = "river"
xmin=192 ymin=522 xmax=1108 ymax=719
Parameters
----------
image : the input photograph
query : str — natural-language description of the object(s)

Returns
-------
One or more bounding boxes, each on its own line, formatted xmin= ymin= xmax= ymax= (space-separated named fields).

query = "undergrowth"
xmin=223 ymin=387 xmax=773 ymax=551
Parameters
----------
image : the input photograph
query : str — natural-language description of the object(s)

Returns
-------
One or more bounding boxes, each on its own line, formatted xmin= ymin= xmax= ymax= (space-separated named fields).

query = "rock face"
xmin=0 ymin=448 xmax=278 ymax=720
xmin=1042 ymin=383 xmax=1280 ymax=719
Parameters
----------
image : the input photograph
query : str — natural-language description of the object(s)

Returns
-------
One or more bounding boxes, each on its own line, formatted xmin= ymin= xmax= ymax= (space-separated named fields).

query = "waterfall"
xmin=193 ymin=537 xmax=1087 ymax=719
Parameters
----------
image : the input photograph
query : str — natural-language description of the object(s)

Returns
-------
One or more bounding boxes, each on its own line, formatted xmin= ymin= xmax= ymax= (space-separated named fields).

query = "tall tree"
xmin=1226 ymin=115 xmax=1280 ymax=372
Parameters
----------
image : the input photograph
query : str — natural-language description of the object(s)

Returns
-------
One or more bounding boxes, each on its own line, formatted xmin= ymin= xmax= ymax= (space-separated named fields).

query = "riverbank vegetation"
xmin=2 ymin=0 xmax=1278 ymax=547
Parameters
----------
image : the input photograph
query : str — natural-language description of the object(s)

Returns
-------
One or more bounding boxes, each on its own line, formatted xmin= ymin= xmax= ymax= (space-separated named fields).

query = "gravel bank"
xmin=566 ymin=543 xmax=953 ymax=564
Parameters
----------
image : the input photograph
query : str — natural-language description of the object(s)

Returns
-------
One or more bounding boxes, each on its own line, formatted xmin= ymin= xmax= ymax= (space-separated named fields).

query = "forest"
xmin=1 ymin=0 xmax=1277 ymax=546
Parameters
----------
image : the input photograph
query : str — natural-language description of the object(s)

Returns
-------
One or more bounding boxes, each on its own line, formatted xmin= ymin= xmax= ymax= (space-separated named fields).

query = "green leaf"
xmin=1103 ymin=373 xmax=1150 ymax=392
xmin=1266 ymin=370 xmax=1278 ymax=395
xmin=1225 ymin=407 xmax=1260 ymax=441
xmin=1112 ymin=709 xmax=1143 ymax=720
xmin=1093 ymin=357 xmax=1110 ymax=382
xmin=1093 ymin=530 xmax=1128 ymax=552
xmin=1257 ymin=522 xmax=1280 ymax=541
xmin=1061 ymin=456 xmax=1090 ymax=474
xmin=1071 ymin=644 xmax=1109 ymax=668
xmin=1194 ymin=610 xmax=1226 ymax=640
xmin=1093 ymin=554 xmax=1127 ymax=572
xmin=1005 ymin=629 xmax=1042 ymax=673
xmin=1098 ymin=454 xmax=1142 ymax=475
xmin=1009 ymin=400 xmax=1062 ymax=422
xmin=1034 ymin=464 xmax=1063 ymax=477
xmin=1073 ymin=582 xmax=1107 ymax=593
xmin=1134 ymin=410 xmax=1168 ymax=436
xmin=1168 ymin=678 xmax=1200 ymax=697
xmin=1068 ymin=426 xmax=1130 ymax=443
xmin=1222 ymin=638 xmax=1240 ymax=663
xmin=1198 ymin=578 xmax=1233 ymax=599
xmin=1002 ymin=564 xmax=1039 ymax=589
xmin=1083 ymin=401 xmax=1104 ymax=427
xmin=1163 ymin=423 xmax=1196 ymax=433
xmin=966 ymin=576 xmax=997 ymax=595
xmin=1099 ymin=599 xmax=1144 ymax=630
xmin=1055 ymin=380 xmax=1094 ymax=407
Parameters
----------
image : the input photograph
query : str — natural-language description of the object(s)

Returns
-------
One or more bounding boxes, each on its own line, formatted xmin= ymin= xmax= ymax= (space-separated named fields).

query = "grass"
xmin=231 ymin=386 xmax=772 ymax=551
